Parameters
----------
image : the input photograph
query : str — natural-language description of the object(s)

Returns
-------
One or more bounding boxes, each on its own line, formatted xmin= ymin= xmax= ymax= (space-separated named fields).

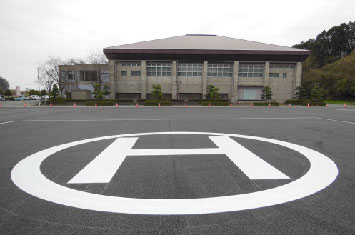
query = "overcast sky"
xmin=0 ymin=0 xmax=354 ymax=89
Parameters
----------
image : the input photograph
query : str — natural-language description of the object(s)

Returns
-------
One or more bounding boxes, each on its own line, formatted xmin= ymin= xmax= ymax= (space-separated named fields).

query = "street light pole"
xmin=38 ymin=67 xmax=40 ymax=107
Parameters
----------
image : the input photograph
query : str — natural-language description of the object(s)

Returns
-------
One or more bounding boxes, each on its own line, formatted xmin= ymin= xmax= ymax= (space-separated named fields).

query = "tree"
xmin=0 ymin=76 xmax=9 ymax=91
xmin=51 ymin=84 xmax=60 ymax=99
xmin=310 ymin=83 xmax=324 ymax=101
xmin=40 ymin=89 xmax=47 ymax=96
xmin=4 ymin=89 xmax=12 ymax=97
xmin=151 ymin=84 xmax=162 ymax=100
xmin=261 ymin=86 xmax=272 ymax=101
xmin=86 ymin=50 xmax=108 ymax=87
xmin=206 ymin=85 xmax=221 ymax=101
xmin=103 ymin=85 xmax=110 ymax=97
xmin=92 ymin=84 xmax=104 ymax=99
xmin=0 ymin=88 xmax=3 ymax=95
xmin=39 ymin=58 xmax=61 ymax=98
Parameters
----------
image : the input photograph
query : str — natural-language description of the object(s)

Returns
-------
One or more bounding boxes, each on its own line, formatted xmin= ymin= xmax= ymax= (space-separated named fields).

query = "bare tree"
xmin=39 ymin=58 xmax=61 ymax=98
xmin=86 ymin=49 xmax=108 ymax=87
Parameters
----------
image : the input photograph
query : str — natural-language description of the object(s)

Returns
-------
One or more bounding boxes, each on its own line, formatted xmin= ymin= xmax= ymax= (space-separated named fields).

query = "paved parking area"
xmin=0 ymin=106 xmax=354 ymax=234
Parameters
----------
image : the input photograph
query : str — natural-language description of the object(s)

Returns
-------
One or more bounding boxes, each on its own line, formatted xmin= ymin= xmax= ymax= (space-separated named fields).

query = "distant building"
xmin=59 ymin=64 xmax=109 ymax=99
xmin=103 ymin=34 xmax=310 ymax=102
xmin=16 ymin=86 xmax=21 ymax=97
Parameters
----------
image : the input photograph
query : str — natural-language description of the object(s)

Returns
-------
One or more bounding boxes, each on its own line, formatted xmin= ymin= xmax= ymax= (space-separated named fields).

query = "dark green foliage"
xmin=144 ymin=100 xmax=171 ymax=106
xmin=51 ymin=84 xmax=60 ymax=99
xmin=0 ymin=76 xmax=9 ymax=91
xmin=201 ymin=101 xmax=229 ymax=106
xmin=261 ymin=86 xmax=272 ymax=101
xmin=5 ymin=89 xmax=12 ymax=97
xmin=0 ymin=88 xmax=3 ymax=95
xmin=85 ymin=101 xmax=114 ymax=106
xmin=103 ymin=85 xmax=110 ymax=96
xmin=293 ymin=21 xmax=355 ymax=68
xmin=285 ymin=99 xmax=325 ymax=106
xmin=253 ymin=102 xmax=279 ymax=106
xmin=206 ymin=85 xmax=221 ymax=101
xmin=92 ymin=84 xmax=111 ymax=99
xmin=152 ymin=84 xmax=162 ymax=100
xmin=40 ymin=89 xmax=47 ymax=96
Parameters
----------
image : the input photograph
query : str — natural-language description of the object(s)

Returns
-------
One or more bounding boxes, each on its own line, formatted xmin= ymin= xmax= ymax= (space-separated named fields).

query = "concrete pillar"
xmin=295 ymin=62 xmax=302 ymax=88
xmin=264 ymin=61 xmax=270 ymax=86
xmin=231 ymin=61 xmax=239 ymax=103
xmin=141 ymin=60 xmax=147 ymax=99
xmin=202 ymin=61 xmax=208 ymax=99
xmin=171 ymin=61 xmax=177 ymax=100
xmin=109 ymin=60 xmax=116 ymax=99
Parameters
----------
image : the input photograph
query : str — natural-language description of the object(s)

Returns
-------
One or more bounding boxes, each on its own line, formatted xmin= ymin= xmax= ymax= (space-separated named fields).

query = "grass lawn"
xmin=325 ymin=100 xmax=355 ymax=105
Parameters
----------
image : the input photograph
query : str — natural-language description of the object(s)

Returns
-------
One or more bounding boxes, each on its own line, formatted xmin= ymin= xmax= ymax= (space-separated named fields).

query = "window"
xmin=85 ymin=71 xmax=97 ymax=81
xmin=131 ymin=71 xmax=141 ymax=76
xmin=147 ymin=63 xmax=172 ymax=76
xmin=67 ymin=71 xmax=75 ymax=81
xmin=238 ymin=64 xmax=264 ymax=78
xmin=177 ymin=63 xmax=203 ymax=77
xmin=283 ymin=73 xmax=287 ymax=78
xmin=121 ymin=71 xmax=127 ymax=76
xmin=120 ymin=62 xmax=141 ymax=67
xmin=269 ymin=73 xmax=279 ymax=78
xmin=270 ymin=64 xmax=295 ymax=69
xmin=208 ymin=63 xmax=233 ymax=77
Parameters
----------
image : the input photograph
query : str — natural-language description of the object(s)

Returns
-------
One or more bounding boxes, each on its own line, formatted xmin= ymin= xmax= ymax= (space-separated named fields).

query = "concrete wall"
xmin=109 ymin=60 xmax=301 ymax=102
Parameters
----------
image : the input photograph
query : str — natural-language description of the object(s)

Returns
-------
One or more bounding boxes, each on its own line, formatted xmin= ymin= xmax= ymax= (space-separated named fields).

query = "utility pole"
xmin=38 ymin=67 xmax=40 ymax=107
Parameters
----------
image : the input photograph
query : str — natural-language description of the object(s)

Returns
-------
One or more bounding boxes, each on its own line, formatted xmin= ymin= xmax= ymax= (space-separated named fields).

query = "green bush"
xmin=285 ymin=99 xmax=305 ymax=105
xmin=49 ymin=98 xmax=67 ymax=105
xmin=201 ymin=101 xmax=229 ymax=106
xmin=85 ymin=101 xmax=114 ymax=106
xmin=302 ymin=101 xmax=326 ymax=106
xmin=253 ymin=102 xmax=279 ymax=106
xmin=144 ymin=100 xmax=171 ymax=106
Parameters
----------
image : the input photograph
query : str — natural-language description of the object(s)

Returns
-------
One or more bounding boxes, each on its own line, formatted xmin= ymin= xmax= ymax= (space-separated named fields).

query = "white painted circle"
xmin=11 ymin=132 xmax=338 ymax=215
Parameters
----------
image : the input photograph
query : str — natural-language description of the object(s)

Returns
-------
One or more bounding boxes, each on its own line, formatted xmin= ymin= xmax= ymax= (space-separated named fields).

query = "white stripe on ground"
xmin=0 ymin=121 xmax=14 ymax=125
xmin=22 ymin=119 xmax=166 ymax=122
xmin=336 ymin=109 xmax=355 ymax=111
xmin=233 ymin=117 xmax=322 ymax=120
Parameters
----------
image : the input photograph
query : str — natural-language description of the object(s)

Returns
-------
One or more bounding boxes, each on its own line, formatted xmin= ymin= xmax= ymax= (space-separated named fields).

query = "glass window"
xmin=270 ymin=63 xmax=295 ymax=69
xmin=121 ymin=62 xmax=141 ymax=67
xmin=85 ymin=71 xmax=97 ymax=81
xmin=147 ymin=63 xmax=172 ymax=76
xmin=121 ymin=71 xmax=127 ymax=76
xmin=208 ymin=63 xmax=233 ymax=77
xmin=238 ymin=64 xmax=264 ymax=78
xmin=269 ymin=73 xmax=279 ymax=78
xmin=131 ymin=71 xmax=141 ymax=76
xmin=283 ymin=73 xmax=287 ymax=78
xmin=67 ymin=71 xmax=75 ymax=81
xmin=177 ymin=63 xmax=203 ymax=77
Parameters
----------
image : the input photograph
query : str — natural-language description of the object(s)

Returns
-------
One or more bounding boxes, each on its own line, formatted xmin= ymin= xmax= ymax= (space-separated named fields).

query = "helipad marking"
xmin=11 ymin=132 xmax=338 ymax=215
xmin=209 ymin=136 xmax=289 ymax=179
xmin=68 ymin=136 xmax=288 ymax=184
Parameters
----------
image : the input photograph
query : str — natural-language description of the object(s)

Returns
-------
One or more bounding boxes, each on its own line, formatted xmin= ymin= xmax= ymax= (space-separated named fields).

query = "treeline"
xmin=293 ymin=21 xmax=355 ymax=99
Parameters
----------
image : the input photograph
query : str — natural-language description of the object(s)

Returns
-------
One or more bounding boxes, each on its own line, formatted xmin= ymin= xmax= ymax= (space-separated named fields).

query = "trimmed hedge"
xmin=85 ymin=101 xmax=114 ymax=106
xmin=285 ymin=99 xmax=326 ymax=106
xmin=201 ymin=101 xmax=230 ymax=106
xmin=253 ymin=102 xmax=280 ymax=106
xmin=302 ymin=102 xmax=326 ymax=106
xmin=144 ymin=100 xmax=171 ymax=106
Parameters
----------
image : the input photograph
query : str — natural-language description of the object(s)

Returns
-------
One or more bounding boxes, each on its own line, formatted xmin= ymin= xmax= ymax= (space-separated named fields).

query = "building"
xmin=59 ymin=64 xmax=109 ymax=99
xmin=103 ymin=34 xmax=310 ymax=102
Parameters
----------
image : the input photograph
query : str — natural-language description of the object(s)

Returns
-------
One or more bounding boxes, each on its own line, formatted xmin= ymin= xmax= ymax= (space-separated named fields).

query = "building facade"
xmin=59 ymin=64 xmax=109 ymax=99
xmin=103 ymin=34 xmax=310 ymax=102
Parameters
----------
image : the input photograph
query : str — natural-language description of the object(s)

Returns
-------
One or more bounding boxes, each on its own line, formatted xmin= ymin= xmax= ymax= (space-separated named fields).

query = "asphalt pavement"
xmin=0 ymin=106 xmax=354 ymax=234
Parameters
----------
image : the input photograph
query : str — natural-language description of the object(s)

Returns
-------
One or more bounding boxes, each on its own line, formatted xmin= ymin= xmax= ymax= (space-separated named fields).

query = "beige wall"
xmin=109 ymin=60 xmax=301 ymax=102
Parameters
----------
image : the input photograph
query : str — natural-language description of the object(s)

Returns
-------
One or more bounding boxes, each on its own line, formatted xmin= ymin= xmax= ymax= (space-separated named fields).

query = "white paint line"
xmin=128 ymin=148 xmax=222 ymax=156
xmin=336 ymin=109 xmax=355 ymax=111
xmin=233 ymin=117 xmax=322 ymax=120
xmin=209 ymin=136 xmax=289 ymax=180
xmin=68 ymin=138 xmax=138 ymax=184
xmin=325 ymin=119 xmax=338 ymax=122
xmin=0 ymin=121 xmax=14 ymax=125
xmin=340 ymin=120 xmax=355 ymax=125
xmin=11 ymin=132 xmax=338 ymax=215
xmin=22 ymin=119 xmax=166 ymax=122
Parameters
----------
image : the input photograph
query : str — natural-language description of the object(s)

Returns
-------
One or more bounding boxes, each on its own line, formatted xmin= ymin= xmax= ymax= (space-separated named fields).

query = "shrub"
xmin=49 ymin=98 xmax=66 ymax=105
xmin=201 ymin=101 xmax=229 ymax=106
xmin=85 ymin=101 xmax=114 ymax=106
xmin=253 ymin=102 xmax=279 ymax=106
xmin=302 ymin=101 xmax=326 ymax=106
xmin=144 ymin=100 xmax=171 ymax=106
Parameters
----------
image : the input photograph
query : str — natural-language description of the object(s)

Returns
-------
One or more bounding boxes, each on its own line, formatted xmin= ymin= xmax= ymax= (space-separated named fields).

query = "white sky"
xmin=0 ymin=0 xmax=354 ymax=89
